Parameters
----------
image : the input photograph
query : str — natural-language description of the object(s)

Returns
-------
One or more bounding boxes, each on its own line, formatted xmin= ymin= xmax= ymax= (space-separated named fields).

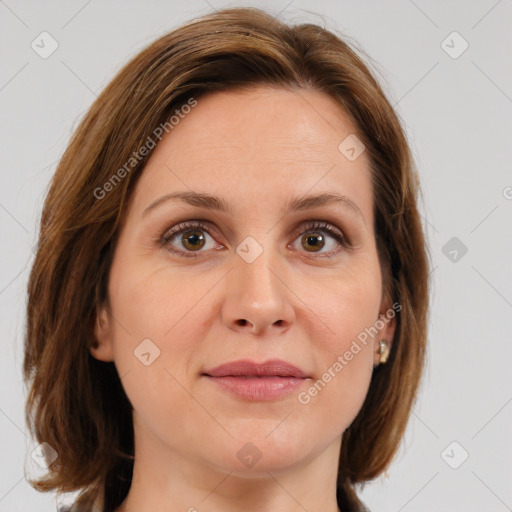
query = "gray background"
xmin=1 ymin=1 xmax=511 ymax=511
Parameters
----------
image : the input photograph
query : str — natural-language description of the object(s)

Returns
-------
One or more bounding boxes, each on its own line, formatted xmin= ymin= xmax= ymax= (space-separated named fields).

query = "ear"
xmin=90 ymin=303 xmax=115 ymax=362
xmin=373 ymin=293 xmax=398 ymax=367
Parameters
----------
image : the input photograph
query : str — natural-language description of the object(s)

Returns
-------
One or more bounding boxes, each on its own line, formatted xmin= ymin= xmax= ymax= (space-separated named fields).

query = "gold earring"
xmin=378 ymin=339 xmax=390 ymax=364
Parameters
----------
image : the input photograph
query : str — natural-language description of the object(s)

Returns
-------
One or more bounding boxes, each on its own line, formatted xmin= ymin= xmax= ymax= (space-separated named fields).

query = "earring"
xmin=378 ymin=339 xmax=390 ymax=364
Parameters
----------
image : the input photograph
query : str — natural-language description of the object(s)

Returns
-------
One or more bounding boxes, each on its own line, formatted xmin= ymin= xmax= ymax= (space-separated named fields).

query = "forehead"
xmin=163 ymin=85 xmax=362 ymax=160
xmin=126 ymin=85 xmax=373 ymax=224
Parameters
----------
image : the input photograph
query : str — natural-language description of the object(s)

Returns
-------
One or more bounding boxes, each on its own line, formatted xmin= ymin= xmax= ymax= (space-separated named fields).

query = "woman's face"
xmin=92 ymin=85 xmax=396 ymax=479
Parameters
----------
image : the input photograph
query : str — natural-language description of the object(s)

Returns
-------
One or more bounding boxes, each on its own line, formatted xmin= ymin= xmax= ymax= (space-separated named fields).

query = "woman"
xmin=23 ymin=7 xmax=431 ymax=512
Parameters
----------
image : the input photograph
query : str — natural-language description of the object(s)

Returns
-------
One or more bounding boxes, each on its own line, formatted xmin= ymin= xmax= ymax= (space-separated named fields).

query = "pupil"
xmin=305 ymin=233 xmax=324 ymax=251
xmin=184 ymin=230 xmax=204 ymax=249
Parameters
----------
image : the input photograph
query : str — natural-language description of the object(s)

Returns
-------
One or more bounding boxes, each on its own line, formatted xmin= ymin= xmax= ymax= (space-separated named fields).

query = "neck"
xmin=115 ymin=416 xmax=344 ymax=512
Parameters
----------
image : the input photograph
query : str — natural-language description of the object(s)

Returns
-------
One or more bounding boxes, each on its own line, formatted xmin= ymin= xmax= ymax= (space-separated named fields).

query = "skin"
xmin=92 ymin=85 xmax=396 ymax=512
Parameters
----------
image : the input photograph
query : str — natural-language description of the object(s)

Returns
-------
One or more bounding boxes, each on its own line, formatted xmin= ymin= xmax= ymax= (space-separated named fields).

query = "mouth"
xmin=202 ymin=359 xmax=309 ymax=378
xmin=202 ymin=359 xmax=310 ymax=401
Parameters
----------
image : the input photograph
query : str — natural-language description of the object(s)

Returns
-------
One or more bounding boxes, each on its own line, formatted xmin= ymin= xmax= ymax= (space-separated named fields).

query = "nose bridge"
xmin=222 ymin=234 xmax=294 ymax=334
xmin=235 ymin=239 xmax=282 ymax=306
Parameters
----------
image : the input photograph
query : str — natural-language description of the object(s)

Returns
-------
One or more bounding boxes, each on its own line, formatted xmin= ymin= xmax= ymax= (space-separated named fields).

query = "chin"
xmin=203 ymin=425 xmax=316 ymax=476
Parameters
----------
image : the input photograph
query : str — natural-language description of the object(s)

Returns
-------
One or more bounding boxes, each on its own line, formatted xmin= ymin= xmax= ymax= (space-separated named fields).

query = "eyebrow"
xmin=142 ymin=191 xmax=365 ymax=224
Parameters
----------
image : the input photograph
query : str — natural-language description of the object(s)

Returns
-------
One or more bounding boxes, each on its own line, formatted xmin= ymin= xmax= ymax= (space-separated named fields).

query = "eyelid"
xmin=290 ymin=220 xmax=348 ymax=245
xmin=161 ymin=219 xmax=222 ymax=242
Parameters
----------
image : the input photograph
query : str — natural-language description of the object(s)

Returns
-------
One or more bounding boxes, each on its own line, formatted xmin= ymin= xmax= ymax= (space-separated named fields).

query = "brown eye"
xmin=291 ymin=220 xmax=350 ymax=259
xmin=159 ymin=219 xmax=350 ymax=260
xmin=301 ymin=232 xmax=326 ymax=252
xmin=160 ymin=221 xmax=222 ymax=258
xmin=180 ymin=229 xmax=206 ymax=251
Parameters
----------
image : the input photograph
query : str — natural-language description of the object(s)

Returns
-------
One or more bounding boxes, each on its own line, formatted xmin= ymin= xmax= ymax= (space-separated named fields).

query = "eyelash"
xmin=158 ymin=219 xmax=351 ymax=259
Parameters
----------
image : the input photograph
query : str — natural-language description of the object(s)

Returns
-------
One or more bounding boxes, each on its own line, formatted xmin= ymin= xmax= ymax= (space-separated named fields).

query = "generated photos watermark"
xmin=298 ymin=301 xmax=401 ymax=405
xmin=93 ymin=97 xmax=198 ymax=200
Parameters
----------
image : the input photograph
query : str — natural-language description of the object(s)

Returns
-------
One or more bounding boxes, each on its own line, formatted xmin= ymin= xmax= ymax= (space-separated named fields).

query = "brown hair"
xmin=23 ymin=7 xmax=431 ymax=512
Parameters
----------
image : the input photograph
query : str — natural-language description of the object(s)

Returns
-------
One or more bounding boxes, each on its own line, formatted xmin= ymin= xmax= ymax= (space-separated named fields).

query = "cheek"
xmin=105 ymin=261 xmax=209 ymax=407
xmin=298 ymin=265 xmax=380 ymax=425
xmin=303 ymin=258 xmax=382 ymax=348
xmin=105 ymin=265 xmax=208 ymax=435
xmin=298 ymin=336 xmax=374 ymax=440
xmin=109 ymin=260 xmax=211 ymax=342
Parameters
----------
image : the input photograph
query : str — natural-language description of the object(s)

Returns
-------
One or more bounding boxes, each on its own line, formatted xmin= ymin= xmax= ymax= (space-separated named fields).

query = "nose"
xmin=222 ymin=249 xmax=295 ymax=336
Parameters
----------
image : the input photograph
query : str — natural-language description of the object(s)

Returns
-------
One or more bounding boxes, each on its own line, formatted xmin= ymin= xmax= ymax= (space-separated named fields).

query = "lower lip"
xmin=204 ymin=375 xmax=307 ymax=400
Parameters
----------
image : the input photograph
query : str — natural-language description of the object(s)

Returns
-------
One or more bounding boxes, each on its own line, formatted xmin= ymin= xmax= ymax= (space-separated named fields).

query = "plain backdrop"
xmin=1 ymin=1 xmax=511 ymax=511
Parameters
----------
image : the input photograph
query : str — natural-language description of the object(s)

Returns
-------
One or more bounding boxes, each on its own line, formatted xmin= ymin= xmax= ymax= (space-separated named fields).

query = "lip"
xmin=202 ymin=359 xmax=310 ymax=401
xmin=203 ymin=359 xmax=308 ymax=378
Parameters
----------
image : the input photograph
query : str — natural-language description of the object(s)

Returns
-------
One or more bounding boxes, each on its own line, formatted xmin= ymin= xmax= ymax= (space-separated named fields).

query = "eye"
xmin=159 ymin=220 xmax=223 ymax=258
xmin=289 ymin=220 xmax=350 ymax=259
xmin=158 ymin=219 xmax=351 ymax=259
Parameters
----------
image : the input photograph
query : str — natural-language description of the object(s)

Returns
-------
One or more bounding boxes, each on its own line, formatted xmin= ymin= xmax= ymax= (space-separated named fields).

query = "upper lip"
xmin=203 ymin=359 xmax=309 ymax=378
